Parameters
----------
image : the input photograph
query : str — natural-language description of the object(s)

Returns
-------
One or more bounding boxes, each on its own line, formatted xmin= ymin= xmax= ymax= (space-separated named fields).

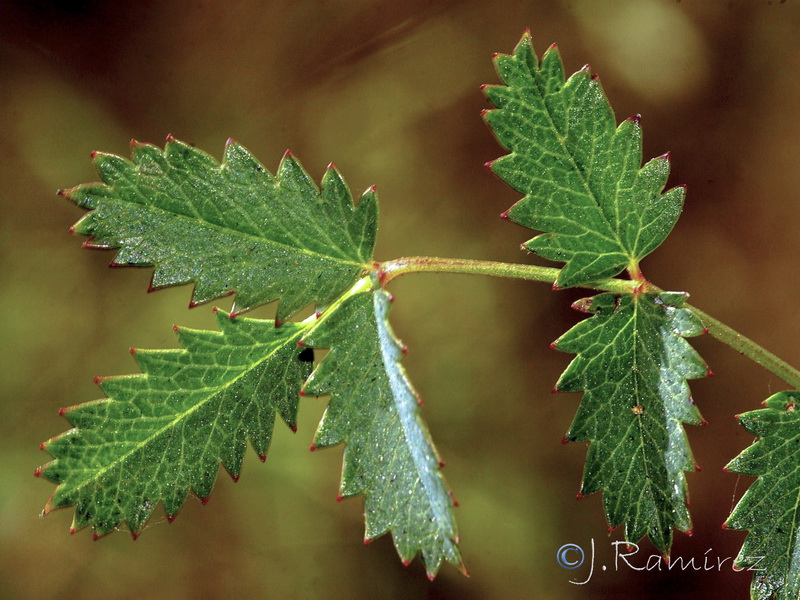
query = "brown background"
xmin=2 ymin=0 xmax=799 ymax=598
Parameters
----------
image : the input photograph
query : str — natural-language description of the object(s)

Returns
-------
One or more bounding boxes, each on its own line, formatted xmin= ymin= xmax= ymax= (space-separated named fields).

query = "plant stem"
xmin=378 ymin=256 xmax=637 ymax=294
xmin=378 ymin=255 xmax=800 ymax=389
xmin=688 ymin=304 xmax=800 ymax=390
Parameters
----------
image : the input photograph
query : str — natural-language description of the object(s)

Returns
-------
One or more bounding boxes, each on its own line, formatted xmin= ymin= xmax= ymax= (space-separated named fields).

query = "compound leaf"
xmin=62 ymin=138 xmax=377 ymax=321
xmin=301 ymin=289 xmax=463 ymax=578
xmin=37 ymin=310 xmax=312 ymax=537
xmin=484 ymin=33 xmax=684 ymax=288
xmin=555 ymin=291 xmax=707 ymax=552
xmin=726 ymin=392 xmax=800 ymax=600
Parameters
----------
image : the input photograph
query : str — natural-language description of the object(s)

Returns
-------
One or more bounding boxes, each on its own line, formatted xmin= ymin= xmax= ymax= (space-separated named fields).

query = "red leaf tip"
xmin=58 ymin=407 xmax=66 ymax=417
xmin=491 ymin=52 xmax=500 ymax=59
xmin=309 ymin=443 xmax=316 ymax=452
xmin=499 ymin=209 xmax=510 ymax=220
xmin=576 ymin=492 xmax=584 ymax=500
xmin=363 ymin=538 xmax=373 ymax=545
xmin=561 ymin=436 xmax=570 ymax=444
xmin=69 ymin=527 xmax=76 ymax=535
xmin=200 ymin=496 xmax=210 ymax=505
xmin=165 ymin=133 xmax=175 ymax=143
xmin=479 ymin=83 xmax=489 ymax=91
xmin=721 ymin=523 xmax=729 ymax=530
xmin=167 ymin=515 xmax=176 ymax=523
xmin=283 ymin=149 xmax=293 ymax=158
xmin=327 ymin=161 xmax=336 ymax=170
xmin=548 ymin=42 xmax=558 ymax=51
xmin=92 ymin=532 xmax=100 ymax=541
xmin=297 ymin=339 xmax=305 ymax=347
xmin=658 ymin=151 xmax=671 ymax=161
xmin=129 ymin=347 xmax=137 ymax=355
xmin=722 ymin=466 xmax=728 ymax=473
xmin=695 ymin=464 xmax=702 ymax=472
xmin=336 ymin=495 xmax=343 ymax=503
xmin=700 ymin=419 xmax=708 ymax=426
xmin=39 ymin=442 xmax=46 ymax=451
xmin=298 ymin=389 xmax=306 ymax=397
xmin=33 ymin=466 xmax=42 ymax=478
xmin=626 ymin=114 xmax=641 ymax=125
xmin=685 ymin=529 xmax=694 ymax=537
xmin=290 ymin=424 xmax=297 ymax=433
xmin=90 ymin=151 xmax=98 ymax=159
xmin=706 ymin=368 xmax=715 ymax=378
xmin=131 ymin=531 xmax=140 ymax=541
xmin=702 ymin=327 xmax=709 ymax=334
xmin=480 ymin=108 xmax=490 ymax=117
xmin=483 ymin=160 xmax=494 ymax=171
xmin=230 ymin=474 xmax=240 ymax=483
xmin=259 ymin=453 xmax=267 ymax=462
xmin=402 ymin=559 xmax=411 ymax=567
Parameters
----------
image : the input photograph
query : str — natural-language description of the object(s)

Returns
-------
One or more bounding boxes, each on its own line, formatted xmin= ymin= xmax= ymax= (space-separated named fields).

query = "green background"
xmin=2 ymin=0 xmax=799 ymax=598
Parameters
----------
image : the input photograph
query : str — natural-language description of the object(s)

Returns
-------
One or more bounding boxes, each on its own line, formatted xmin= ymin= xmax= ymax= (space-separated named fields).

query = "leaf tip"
xmin=695 ymin=463 xmax=702 ymax=472
xmin=199 ymin=496 xmax=210 ymax=505
xmin=685 ymin=529 xmax=694 ymax=537
xmin=90 ymin=151 xmax=98 ymax=159
xmin=625 ymin=114 xmax=642 ymax=125
xmin=297 ymin=339 xmax=305 ymax=347
xmin=499 ymin=209 xmax=509 ymax=220
xmin=607 ymin=525 xmax=615 ymax=534
xmin=576 ymin=492 xmax=584 ymax=500
xmin=69 ymin=527 xmax=76 ymax=535
xmin=722 ymin=466 xmax=728 ymax=473
xmin=259 ymin=453 xmax=267 ymax=463
xmin=92 ymin=532 xmax=100 ymax=541
xmin=561 ymin=435 xmax=570 ymax=444
xmin=706 ymin=368 xmax=715 ymax=378
xmin=657 ymin=151 xmax=671 ymax=162
xmin=33 ymin=466 xmax=42 ymax=478
xmin=450 ymin=491 xmax=460 ymax=507
xmin=129 ymin=347 xmax=137 ymax=355
xmin=700 ymin=418 xmax=708 ymax=426
xmin=131 ymin=531 xmax=140 ymax=541
xmin=336 ymin=495 xmax=344 ymax=503
xmin=167 ymin=515 xmax=177 ymax=523
xmin=165 ymin=133 xmax=175 ymax=143
xmin=309 ymin=443 xmax=316 ymax=452
xmin=702 ymin=327 xmax=709 ymax=334
xmin=39 ymin=442 xmax=46 ymax=451
xmin=230 ymin=473 xmax=240 ymax=483
xmin=326 ymin=161 xmax=336 ymax=171
xmin=438 ymin=460 xmax=446 ymax=468
xmin=721 ymin=523 xmax=729 ymax=530
xmin=483 ymin=160 xmax=494 ymax=172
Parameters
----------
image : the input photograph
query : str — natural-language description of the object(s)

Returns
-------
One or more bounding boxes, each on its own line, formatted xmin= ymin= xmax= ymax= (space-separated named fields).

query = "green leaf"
xmin=554 ymin=292 xmax=707 ymax=552
xmin=301 ymin=289 xmax=463 ymax=578
xmin=37 ymin=310 xmax=312 ymax=536
xmin=484 ymin=33 xmax=684 ymax=287
xmin=726 ymin=391 xmax=800 ymax=600
xmin=61 ymin=138 xmax=378 ymax=321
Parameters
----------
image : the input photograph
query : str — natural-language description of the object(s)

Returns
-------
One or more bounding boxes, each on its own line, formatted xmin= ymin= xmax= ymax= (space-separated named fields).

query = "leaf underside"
xmin=302 ymin=290 xmax=463 ymax=578
xmin=555 ymin=292 xmax=707 ymax=552
xmin=484 ymin=33 xmax=684 ymax=288
xmin=62 ymin=139 xmax=378 ymax=321
xmin=726 ymin=392 xmax=800 ymax=600
xmin=40 ymin=311 xmax=312 ymax=535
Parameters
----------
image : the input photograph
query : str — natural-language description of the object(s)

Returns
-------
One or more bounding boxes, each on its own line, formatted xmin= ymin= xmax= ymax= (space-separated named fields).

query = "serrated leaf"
xmin=301 ymin=289 xmax=463 ymax=578
xmin=62 ymin=139 xmax=378 ymax=321
xmin=726 ymin=391 xmax=800 ymax=600
xmin=554 ymin=292 xmax=707 ymax=552
xmin=38 ymin=311 xmax=312 ymax=536
xmin=484 ymin=33 xmax=684 ymax=287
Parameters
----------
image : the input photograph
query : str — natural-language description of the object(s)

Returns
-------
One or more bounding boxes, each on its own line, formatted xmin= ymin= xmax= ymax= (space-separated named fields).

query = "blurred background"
xmin=2 ymin=0 xmax=799 ymax=598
